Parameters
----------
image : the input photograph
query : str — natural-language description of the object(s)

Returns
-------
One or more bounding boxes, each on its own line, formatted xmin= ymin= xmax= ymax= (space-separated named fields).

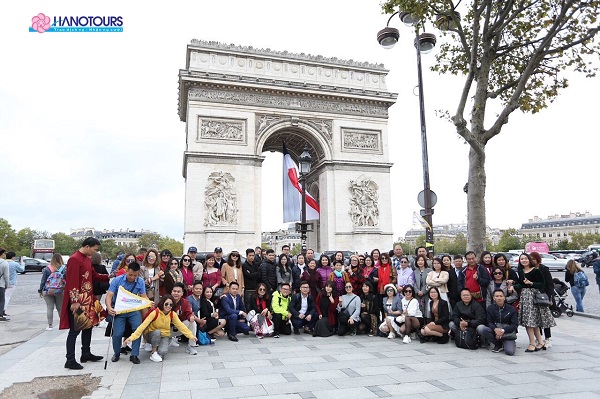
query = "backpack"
xmin=574 ymin=271 xmax=589 ymax=288
xmin=44 ymin=266 xmax=66 ymax=295
xmin=455 ymin=327 xmax=479 ymax=350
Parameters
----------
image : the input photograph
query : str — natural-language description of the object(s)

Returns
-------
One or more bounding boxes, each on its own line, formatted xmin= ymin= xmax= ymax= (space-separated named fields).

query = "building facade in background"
xmin=402 ymin=224 xmax=501 ymax=247
xmin=520 ymin=212 xmax=600 ymax=245
xmin=69 ymin=228 xmax=157 ymax=247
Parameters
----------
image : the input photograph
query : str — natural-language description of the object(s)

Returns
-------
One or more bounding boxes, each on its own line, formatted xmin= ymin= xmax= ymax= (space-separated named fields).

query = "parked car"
xmin=20 ymin=257 xmax=49 ymax=273
xmin=510 ymin=253 xmax=568 ymax=272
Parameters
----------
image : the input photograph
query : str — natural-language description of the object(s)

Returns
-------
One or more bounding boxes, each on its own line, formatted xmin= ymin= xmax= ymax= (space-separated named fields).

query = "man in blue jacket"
xmin=289 ymin=281 xmax=316 ymax=334
xmin=480 ymin=289 xmax=519 ymax=355
xmin=220 ymin=281 xmax=249 ymax=341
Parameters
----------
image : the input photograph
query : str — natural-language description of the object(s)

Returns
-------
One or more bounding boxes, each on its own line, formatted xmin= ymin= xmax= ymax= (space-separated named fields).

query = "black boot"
xmin=80 ymin=353 xmax=103 ymax=362
xmin=64 ymin=360 xmax=83 ymax=370
xmin=437 ymin=334 xmax=450 ymax=344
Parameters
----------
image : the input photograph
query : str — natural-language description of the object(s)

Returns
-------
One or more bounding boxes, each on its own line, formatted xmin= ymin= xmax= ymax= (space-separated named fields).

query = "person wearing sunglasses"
xmin=222 ymin=251 xmax=245 ymax=298
xmin=141 ymin=249 xmax=163 ymax=304
xmin=337 ymin=282 xmax=361 ymax=336
xmin=486 ymin=267 xmax=518 ymax=308
xmin=163 ymin=258 xmax=184 ymax=297
xmin=397 ymin=285 xmax=423 ymax=343
xmin=111 ymin=253 xmax=136 ymax=278
xmin=378 ymin=284 xmax=402 ymax=339
xmin=125 ymin=294 xmax=197 ymax=363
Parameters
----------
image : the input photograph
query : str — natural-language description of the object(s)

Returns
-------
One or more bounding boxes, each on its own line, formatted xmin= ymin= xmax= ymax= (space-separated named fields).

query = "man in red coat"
xmin=60 ymin=237 xmax=109 ymax=370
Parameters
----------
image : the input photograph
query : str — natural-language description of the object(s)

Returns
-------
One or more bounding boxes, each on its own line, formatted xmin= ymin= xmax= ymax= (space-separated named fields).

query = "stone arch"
xmin=255 ymin=118 xmax=332 ymax=164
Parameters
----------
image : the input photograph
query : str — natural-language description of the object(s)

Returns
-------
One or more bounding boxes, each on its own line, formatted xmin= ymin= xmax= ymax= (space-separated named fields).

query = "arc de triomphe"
xmin=178 ymin=40 xmax=397 ymax=253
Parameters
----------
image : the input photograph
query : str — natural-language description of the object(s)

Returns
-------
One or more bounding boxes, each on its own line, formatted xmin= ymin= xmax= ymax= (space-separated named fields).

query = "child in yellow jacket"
xmin=125 ymin=295 xmax=197 ymax=362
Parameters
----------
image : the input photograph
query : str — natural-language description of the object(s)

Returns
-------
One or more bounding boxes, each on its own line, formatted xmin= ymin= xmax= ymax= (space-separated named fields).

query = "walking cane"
xmin=103 ymin=317 xmax=114 ymax=370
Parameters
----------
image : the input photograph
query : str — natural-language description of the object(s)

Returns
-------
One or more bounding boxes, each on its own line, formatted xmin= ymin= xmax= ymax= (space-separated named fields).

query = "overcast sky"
xmin=1 ymin=1 xmax=598 ymax=246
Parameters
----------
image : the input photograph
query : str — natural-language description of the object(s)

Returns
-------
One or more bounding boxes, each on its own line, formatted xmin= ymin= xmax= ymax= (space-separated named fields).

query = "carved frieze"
xmin=255 ymin=114 xmax=333 ymax=141
xmin=341 ymin=128 xmax=382 ymax=153
xmin=204 ymin=172 xmax=238 ymax=227
xmin=348 ymin=176 xmax=379 ymax=227
xmin=197 ymin=116 xmax=247 ymax=144
xmin=189 ymin=87 xmax=388 ymax=118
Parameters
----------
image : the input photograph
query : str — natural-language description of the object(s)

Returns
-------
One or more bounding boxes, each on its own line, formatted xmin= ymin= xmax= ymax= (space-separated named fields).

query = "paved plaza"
xmin=1 ymin=308 xmax=600 ymax=399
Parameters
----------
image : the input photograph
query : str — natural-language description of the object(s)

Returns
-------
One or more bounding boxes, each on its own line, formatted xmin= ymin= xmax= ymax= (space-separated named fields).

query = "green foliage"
xmin=159 ymin=236 xmax=183 ymax=257
xmin=569 ymin=233 xmax=600 ymax=250
xmin=291 ymin=243 xmax=302 ymax=256
xmin=52 ymin=232 xmax=78 ymax=255
xmin=0 ymin=218 xmax=18 ymax=251
xmin=99 ymin=239 xmax=119 ymax=259
xmin=395 ymin=241 xmax=414 ymax=256
xmin=137 ymin=233 xmax=162 ymax=250
xmin=496 ymin=228 xmax=523 ymax=252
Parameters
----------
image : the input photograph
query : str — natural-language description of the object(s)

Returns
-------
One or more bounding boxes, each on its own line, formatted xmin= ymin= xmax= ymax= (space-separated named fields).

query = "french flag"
xmin=283 ymin=143 xmax=320 ymax=223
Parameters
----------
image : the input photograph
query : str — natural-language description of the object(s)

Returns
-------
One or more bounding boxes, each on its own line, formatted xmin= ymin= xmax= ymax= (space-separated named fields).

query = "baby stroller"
xmin=552 ymin=278 xmax=574 ymax=318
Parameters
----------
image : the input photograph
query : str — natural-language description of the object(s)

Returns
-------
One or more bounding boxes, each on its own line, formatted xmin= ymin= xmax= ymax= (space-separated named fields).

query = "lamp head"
xmin=377 ymin=27 xmax=399 ymax=49
xmin=399 ymin=11 xmax=421 ymax=26
xmin=299 ymin=145 xmax=312 ymax=175
xmin=415 ymin=32 xmax=437 ymax=54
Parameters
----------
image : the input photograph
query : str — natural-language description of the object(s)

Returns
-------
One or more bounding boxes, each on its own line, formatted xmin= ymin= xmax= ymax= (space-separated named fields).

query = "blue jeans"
xmin=571 ymin=286 xmax=586 ymax=312
xmin=112 ymin=311 xmax=142 ymax=356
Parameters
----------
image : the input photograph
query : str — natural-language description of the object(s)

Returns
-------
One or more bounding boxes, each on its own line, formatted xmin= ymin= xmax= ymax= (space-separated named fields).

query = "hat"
xmin=384 ymin=284 xmax=397 ymax=294
xmin=214 ymin=247 xmax=223 ymax=252
xmin=187 ymin=246 xmax=198 ymax=253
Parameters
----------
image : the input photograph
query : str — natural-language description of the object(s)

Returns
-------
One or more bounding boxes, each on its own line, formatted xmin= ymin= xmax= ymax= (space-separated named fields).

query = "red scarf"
xmin=378 ymin=263 xmax=391 ymax=293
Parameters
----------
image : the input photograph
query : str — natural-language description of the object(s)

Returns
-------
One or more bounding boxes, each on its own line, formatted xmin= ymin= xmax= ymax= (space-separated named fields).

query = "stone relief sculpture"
xmin=255 ymin=114 xmax=333 ymax=141
xmin=348 ymin=177 xmax=379 ymax=227
xmin=204 ymin=172 xmax=238 ymax=226
xmin=343 ymin=130 xmax=380 ymax=151
xmin=200 ymin=119 xmax=245 ymax=141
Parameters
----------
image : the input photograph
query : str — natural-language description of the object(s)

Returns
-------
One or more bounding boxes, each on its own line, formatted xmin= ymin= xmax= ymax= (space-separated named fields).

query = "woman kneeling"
xmin=420 ymin=287 xmax=450 ymax=343
xmin=126 ymin=295 xmax=197 ymax=362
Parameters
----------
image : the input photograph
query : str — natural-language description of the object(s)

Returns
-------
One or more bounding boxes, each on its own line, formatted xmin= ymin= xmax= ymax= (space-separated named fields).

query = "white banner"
xmin=114 ymin=286 xmax=153 ymax=314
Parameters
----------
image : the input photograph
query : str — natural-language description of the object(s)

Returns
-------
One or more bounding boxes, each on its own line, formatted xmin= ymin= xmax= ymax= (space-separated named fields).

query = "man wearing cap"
xmin=214 ymin=247 xmax=226 ymax=270
xmin=186 ymin=247 xmax=198 ymax=269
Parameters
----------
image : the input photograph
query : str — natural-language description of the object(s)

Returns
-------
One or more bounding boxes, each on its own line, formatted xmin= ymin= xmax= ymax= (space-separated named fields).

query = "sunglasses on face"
xmin=161 ymin=255 xmax=170 ymax=257
xmin=182 ymin=259 xmax=191 ymax=262
xmin=400 ymin=260 xmax=408 ymax=263
xmin=231 ymin=254 xmax=239 ymax=257
xmin=345 ymin=285 xmax=353 ymax=289
xmin=386 ymin=289 xmax=395 ymax=292
xmin=164 ymin=303 xmax=173 ymax=307
xmin=258 ymin=288 xmax=266 ymax=292
xmin=171 ymin=262 xmax=179 ymax=266
xmin=493 ymin=272 xmax=504 ymax=275
xmin=126 ymin=259 xmax=134 ymax=263
xmin=404 ymin=290 xmax=413 ymax=294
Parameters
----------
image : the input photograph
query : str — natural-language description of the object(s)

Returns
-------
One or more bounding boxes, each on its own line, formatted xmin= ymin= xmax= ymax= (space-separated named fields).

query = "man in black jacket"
xmin=242 ymin=248 xmax=260 ymax=305
xmin=289 ymin=281 xmax=316 ymax=334
xmin=259 ymin=249 xmax=278 ymax=294
xmin=480 ymin=289 xmax=519 ymax=355
xmin=450 ymin=289 xmax=486 ymax=346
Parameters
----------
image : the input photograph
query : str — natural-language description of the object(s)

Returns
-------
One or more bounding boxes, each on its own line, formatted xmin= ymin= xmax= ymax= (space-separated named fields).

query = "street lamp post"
xmin=377 ymin=12 xmax=437 ymax=253
xmin=298 ymin=145 xmax=312 ymax=257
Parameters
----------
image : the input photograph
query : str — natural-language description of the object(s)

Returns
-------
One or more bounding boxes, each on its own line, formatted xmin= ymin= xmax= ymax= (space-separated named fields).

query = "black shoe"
xmin=492 ymin=343 xmax=503 ymax=353
xmin=228 ymin=334 xmax=239 ymax=342
xmin=111 ymin=354 xmax=120 ymax=362
xmin=294 ymin=328 xmax=300 ymax=335
xmin=243 ymin=331 xmax=249 ymax=335
xmin=80 ymin=353 xmax=103 ymax=363
xmin=120 ymin=346 xmax=131 ymax=354
xmin=129 ymin=356 xmax=140 ymax=364
xmin=64 ymin=360 xmax=83 ymax=370
xmin=437 ymin=334 xmax=450 ymax=344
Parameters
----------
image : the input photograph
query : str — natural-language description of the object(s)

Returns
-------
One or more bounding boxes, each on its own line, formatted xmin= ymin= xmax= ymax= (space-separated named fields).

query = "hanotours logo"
xmin=30 ymin=13 xmax=123 ymax=33
xmin=121 ymin=297 xmax=142 ymax=304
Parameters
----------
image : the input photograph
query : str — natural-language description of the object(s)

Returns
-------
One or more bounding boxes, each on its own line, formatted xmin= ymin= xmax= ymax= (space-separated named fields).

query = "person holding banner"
xmin=105 ymin=262 xmax=150 ymax=364
xmin=125 ymin=295 xmax=197 ymax=362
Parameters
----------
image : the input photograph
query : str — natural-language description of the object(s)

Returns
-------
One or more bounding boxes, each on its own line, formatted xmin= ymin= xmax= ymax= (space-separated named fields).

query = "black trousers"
xmin=272 ymin=313 xmax=292 ymax=335
xmin=65 ymin=303 xmax=93 ymax=361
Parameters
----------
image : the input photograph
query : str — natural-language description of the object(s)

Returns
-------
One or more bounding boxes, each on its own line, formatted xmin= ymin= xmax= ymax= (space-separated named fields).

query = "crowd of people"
xmin=0 ymin=241 xmax=598 ymax=370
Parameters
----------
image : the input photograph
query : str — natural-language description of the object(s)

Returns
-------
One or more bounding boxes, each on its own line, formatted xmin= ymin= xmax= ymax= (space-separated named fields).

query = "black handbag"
xmin=533 ymin=292 xmax=551 ymax=307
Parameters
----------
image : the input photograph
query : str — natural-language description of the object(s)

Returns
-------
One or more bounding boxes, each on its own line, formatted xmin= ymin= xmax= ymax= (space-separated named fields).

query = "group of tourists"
xmin=0 ymin=239 xmax=592 ymax=370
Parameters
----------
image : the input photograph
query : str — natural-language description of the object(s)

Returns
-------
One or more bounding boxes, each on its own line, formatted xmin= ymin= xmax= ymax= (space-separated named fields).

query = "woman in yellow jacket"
xmin=125 ymin=295 xmax=197 ymax=362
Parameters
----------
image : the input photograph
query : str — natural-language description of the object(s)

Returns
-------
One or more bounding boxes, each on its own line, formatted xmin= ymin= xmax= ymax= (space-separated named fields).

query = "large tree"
xmin=382 ymin=0 xmax=599 ymax=253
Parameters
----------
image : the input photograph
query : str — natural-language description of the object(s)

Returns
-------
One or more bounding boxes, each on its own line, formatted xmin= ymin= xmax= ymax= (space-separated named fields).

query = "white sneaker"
xmin=387 ymin=332 xmax=396 ymax=339
xmin=150 ymin=352 xmax=162 ymax=362
xmin=186 ymin=346 xmax=197 ymax=355
xmin=98 ymin=320 xmax=108 ymax=328
xmin=46 ymin=326 xmax=53 ymax=331
xmin=144 ymin=343 xmax=152 ymax=352
xmin=544 ymin=338 xmax=552 ymax=349
xmin=169 ymin=337 xmax=180 ymax=347
xmin=403 ymin=335 xmax=411 ymax=344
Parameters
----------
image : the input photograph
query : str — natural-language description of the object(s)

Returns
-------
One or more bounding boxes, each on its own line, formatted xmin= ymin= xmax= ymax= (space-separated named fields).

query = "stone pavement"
xmin=1 ymin=311 xmax=600 ymax=399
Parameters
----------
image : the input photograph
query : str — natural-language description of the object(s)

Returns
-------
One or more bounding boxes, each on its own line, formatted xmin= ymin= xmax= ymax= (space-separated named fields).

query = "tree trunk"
xmin=467 ymin=145 xmax=487 ymax=255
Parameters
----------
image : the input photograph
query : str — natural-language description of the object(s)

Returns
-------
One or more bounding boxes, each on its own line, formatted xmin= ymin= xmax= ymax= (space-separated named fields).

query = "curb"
xmin=574 ymin=311 xmax=600 ymax=320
